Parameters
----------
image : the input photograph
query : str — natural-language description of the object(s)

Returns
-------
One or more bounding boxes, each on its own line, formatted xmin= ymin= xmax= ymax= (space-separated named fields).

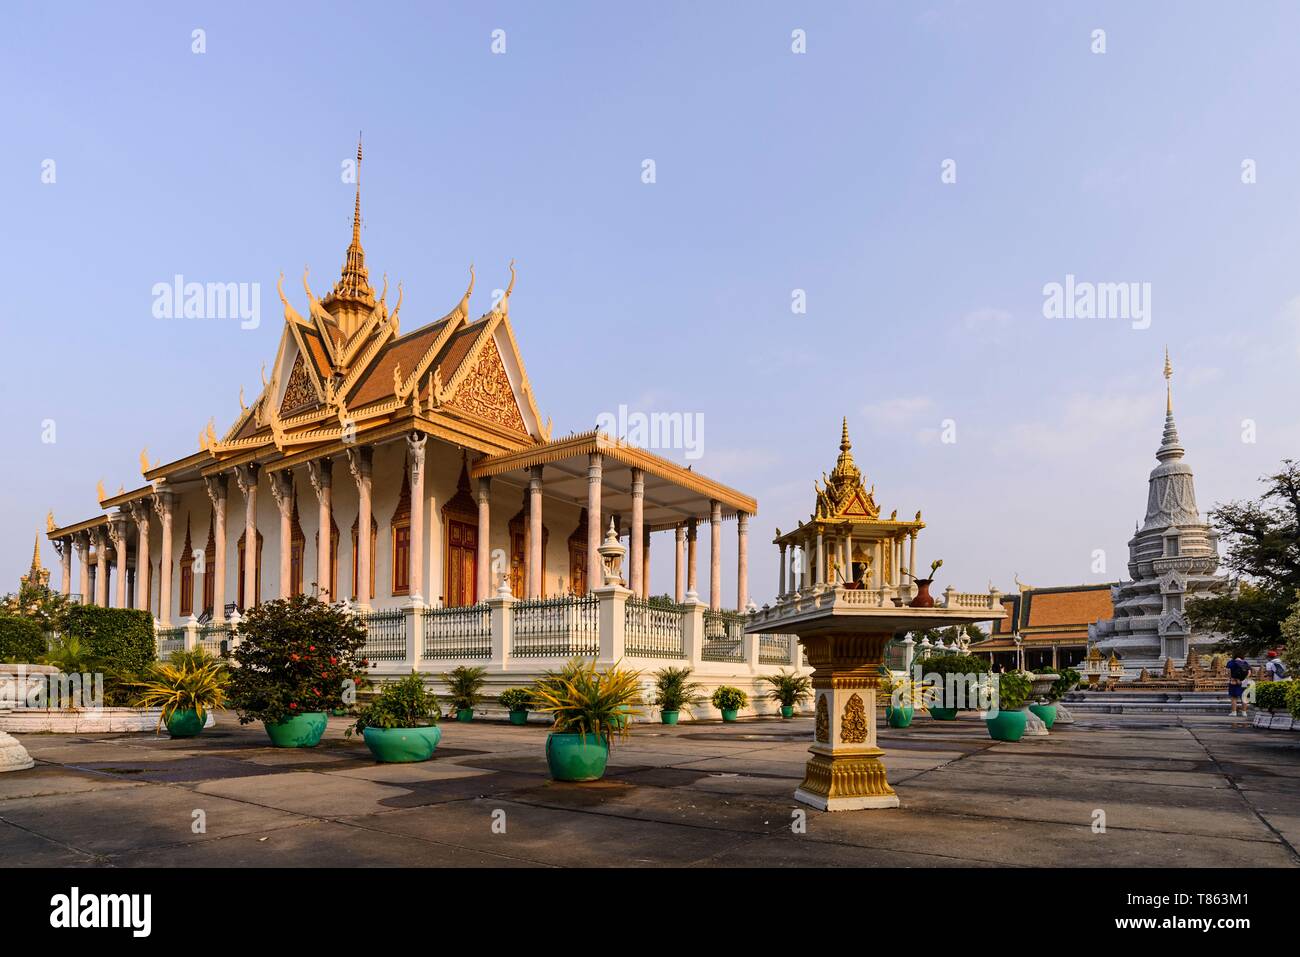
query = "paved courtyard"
xmin=2 ymin=712 xmax=1298 ymax=867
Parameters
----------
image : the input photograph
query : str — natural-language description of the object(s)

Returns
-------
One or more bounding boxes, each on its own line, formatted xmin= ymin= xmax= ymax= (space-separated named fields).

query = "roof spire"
xmin=1163 ymin=346 xmax=1173 ymax=414
xmin=840 ymin=416 xmax=851 ymax=453
xmin=30 ymin=534 xmax=43 ymax=574
xmin=321 ymin=133 xmax=376 ymax=330
xmin=352 ymin=133 xmax=363 ymax=246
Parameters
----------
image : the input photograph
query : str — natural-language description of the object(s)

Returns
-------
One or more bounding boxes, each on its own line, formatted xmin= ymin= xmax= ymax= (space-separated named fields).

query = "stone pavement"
xmin=1 ymin=711 xmax=1297 ymax=867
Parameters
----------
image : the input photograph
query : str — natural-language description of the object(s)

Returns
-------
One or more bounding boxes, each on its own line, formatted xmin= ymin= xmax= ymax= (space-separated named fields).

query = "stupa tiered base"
xmin=749 ymin=586 xmax=1003 ymax=812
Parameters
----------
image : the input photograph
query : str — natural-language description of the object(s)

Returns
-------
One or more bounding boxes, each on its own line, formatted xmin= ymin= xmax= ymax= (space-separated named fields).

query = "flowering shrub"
xmin=227 ymin=595 xmax=368 ymax=725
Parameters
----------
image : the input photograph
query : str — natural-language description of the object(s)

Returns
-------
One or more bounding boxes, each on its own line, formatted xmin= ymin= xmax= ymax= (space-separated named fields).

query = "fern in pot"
xmin=442 ymin=665 xmax=487 ymax=722
xmin=760 ymin=670 xmax=812 ymax=718
xmin=651 ymin=666 xmax=705 ymax=724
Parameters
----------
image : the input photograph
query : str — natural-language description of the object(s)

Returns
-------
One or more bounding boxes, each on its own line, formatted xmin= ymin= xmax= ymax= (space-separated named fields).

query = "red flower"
xmin=330 ymin=656 xmax=337 ymax=665
xmin=289 ymin=702 xmax=298 ymax=710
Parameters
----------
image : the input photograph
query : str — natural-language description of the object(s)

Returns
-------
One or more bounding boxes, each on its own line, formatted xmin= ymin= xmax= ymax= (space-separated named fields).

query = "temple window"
xmin=390 ymin=463 xmax=412 ymax=596
xmin=178 ymin=515 xmax=194 ymax=619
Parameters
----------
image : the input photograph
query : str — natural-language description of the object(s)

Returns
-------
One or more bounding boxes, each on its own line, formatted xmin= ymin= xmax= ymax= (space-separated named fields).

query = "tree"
xmin=1186 ymin=460 xmax=1300 ymax=655
xmin=1 ymin=581 xmax=71 ymax=634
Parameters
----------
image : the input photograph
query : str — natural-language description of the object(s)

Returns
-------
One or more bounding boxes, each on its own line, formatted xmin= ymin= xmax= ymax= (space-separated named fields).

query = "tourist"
xmin=1226 ymin=654 xmax=1251 ymax=717
xmin=1264 ymin=650 xmax=1287 ymax=681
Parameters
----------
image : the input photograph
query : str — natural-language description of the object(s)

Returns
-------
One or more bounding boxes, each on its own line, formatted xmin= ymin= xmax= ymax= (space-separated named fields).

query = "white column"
xmin=908 ymin=531 xmax=917 ymax=590
xmin=629 ymin=468 xmax=644 ymax=599
xmin=271 ymin=470 xmax=294 ymax=599
xmin=709 ymin=499 xmax=722 ymax=611
xmin=407 ymin=434 xmax=427 ymax=604
xmin=92 ymin=528 xmax=109 ymax=606
xmin=130 ymin=504 xmax=150 ymax=614
xmin=778 ymin=542 xmax=787 ymax=597
xmin=76 ymin=533 xmax=90 ymax=603
xmin=815 ymin=528 xmax=824 ymax=586
xmin=736 ymin=511 xmax=749 ymax=611
xmin=110 ymin=516 xmax=129 ymax=608
xmin=686 ymin=519 xmax=699 ymax=597
xmin=235 ymin=464 xmax=258 ymax=610
xmin=528 ymin=465 xmax=543 ymax=598
xmin=58 ymin=538 xmax=72 ymax=597
xmin=586 ymin=453 xmax=602 ymax=595
xmin=204 ymin=476 xmax=228 ymax=621
xmin=674 ymin=524 xmax=685 ymax=602
xmin=308 ymin=460 xmax=332 ymax=602
xmin=347 ymin=448 xmax=373 ymax=610
xmin=153 ymin=491 xmax=175 ymax=624
xmin=477 ymin=477 xmax=492 ymax=599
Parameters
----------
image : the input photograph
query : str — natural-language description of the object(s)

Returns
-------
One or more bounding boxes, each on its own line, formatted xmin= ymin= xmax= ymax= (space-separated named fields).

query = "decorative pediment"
xmin=1158 ymin=611 xmax=1188 ymax=636
xmin=1158 ymin=572 xmax=1185 ymax=595
xmin=813 ymin=419 xmax=880 ymax=520
xmin=279 ymin=353 xmax=316 ymax=416
xmin=445 ymin=336 xmax=528 ymax=433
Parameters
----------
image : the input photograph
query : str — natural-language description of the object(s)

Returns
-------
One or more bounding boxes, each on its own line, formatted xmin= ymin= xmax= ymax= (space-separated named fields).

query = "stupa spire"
xmin=840 ymin=416 xmax=851 ymax=453
xmin=1156 ymin=348 xmax=1183 ymax=462
xmin=324 ymin=134 xmax=376 ymax=315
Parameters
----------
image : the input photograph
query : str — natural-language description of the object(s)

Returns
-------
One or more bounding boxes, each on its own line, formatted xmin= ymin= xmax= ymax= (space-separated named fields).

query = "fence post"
xmin=487 ymin=585 xmax=516 ymax=669
xmin=744 ymin=627 xmax=760 ymax=673
xmin=594 ymin=583 xmax=630 ymax=664
xmin=404 ymin=605 xmax=421 ymax=673
xmin=681 ymin=595 xmax=705 ymax=670
xmin=183 ymin=617 xmax=199 ymax=652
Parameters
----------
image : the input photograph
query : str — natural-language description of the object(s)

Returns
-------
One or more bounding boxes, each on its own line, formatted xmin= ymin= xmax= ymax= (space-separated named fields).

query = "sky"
xmin=2 ymin=1 xmax=1299 ymax=605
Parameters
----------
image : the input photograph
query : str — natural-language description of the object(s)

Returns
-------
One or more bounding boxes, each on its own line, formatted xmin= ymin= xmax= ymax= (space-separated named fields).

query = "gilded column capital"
xmin=129 ymin=500 xmax=151 ymax=531
xmin=203 ymin=474 xmax=228 ymax=509
xmin=151 ymin=487 xmax=175 ymax=522
xmin=269 ymin=470 xmax=294 ymax=519
xmin=345 ymin=446 xmax=373 ymax=486
xmin=307 ymin=459 xmax=333 ymax=502
xmin=234 ymin=463 xmax=259 ymax=499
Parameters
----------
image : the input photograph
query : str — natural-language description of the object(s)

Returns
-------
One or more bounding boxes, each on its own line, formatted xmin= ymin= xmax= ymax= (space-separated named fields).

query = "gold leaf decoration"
xmin=840 ymin=693 xmax=868 ymax=744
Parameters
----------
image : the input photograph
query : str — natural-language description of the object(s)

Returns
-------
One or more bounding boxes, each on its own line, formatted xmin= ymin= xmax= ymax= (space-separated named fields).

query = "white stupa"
xmin=1089 ymin=351 xmax=1232 ymax=675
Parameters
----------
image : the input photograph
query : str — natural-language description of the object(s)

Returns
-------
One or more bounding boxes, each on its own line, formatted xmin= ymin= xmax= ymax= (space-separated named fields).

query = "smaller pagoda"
xmin=772 ymin=419 xmax=924 ymax=602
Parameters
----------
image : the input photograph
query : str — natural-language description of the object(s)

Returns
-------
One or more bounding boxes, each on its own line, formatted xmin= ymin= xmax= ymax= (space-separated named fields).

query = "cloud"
xmin=860 ymin=396 xmax=934 ymax=432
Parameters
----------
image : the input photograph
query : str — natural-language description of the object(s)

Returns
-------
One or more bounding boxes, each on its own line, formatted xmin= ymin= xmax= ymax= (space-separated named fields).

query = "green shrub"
xmin=995 ymin=671 xmax=1033 ymax=711
xmin=760 ymin=670 xmax=812 ymax=708
xmin=62 ymin=605 xmax=155 ymax=675
xmin=227 ymin=595 xmax=369 ymax=725
xmin=0 ymin=614 xmax=47 ymax=663
xmin=711 ymin=686 xmax=748 ymax=711
xmin=919 ymin=653 xmax=992 ymax=676
xmin=349 ymin=673 xmax=439 ymax=735
xmin=1285 ymin=679 xmax=1300 ymax=721
xmin=498 ymin=687 xmax=532 ymax=713
xmin=1254 ymin=680 xmax=1292 ymax=713
xmin=530 ymin=658 xmax=643 ymax=747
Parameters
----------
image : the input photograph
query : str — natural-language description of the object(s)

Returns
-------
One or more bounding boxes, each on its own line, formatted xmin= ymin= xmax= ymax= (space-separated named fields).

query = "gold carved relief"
xmin=279 ymin=353 xmax=315 ymax=415
xmin=448 ymin=339 xmax=527 ymax=433
xmin=815 ymin=694 xmax=829 ymax=743
xmin=840 ymin=693 xmax=868 ymax=744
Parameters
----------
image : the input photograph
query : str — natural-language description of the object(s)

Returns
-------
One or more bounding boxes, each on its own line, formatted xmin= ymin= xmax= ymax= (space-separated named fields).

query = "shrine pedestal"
xmin=748 ymin=587 xmax=1005 ymax=813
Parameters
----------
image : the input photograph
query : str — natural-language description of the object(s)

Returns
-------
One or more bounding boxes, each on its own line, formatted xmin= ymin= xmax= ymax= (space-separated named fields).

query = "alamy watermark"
xmin=596 ymin=404 xmax=704 ymax=460
xmin=152 ymin=275 xmax=261 ymax=330
xmin=1042 ymin=274 xmax=1151 ymax=330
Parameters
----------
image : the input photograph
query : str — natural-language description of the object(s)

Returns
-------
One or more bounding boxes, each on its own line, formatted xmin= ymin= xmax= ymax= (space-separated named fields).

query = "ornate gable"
xmin=445 ymin=336 xmax=528 ymax=433
xmin=814 ymin=419 xmax=879 ymax=520
xmin=279 ymin=353 xmax=316 ymax=417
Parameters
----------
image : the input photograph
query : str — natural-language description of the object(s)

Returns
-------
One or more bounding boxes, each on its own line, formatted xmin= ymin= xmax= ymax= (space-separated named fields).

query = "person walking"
xmin=1226 ymin=654 xmax=1251 ymax=718
xmin=1264 ymin=650 xmax=1287 ymax=682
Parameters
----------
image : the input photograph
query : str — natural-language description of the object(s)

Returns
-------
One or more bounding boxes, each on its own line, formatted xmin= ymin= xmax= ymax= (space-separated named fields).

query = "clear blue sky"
xmin=3 ymin=1 xmax=1298 ymax=602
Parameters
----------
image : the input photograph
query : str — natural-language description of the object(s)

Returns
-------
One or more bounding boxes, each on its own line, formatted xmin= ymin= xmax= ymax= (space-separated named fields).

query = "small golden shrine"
xmin=19 ymin=536 xmax=50 ymax=591
xmin=772 ymin=419 xmax=924 ymax=595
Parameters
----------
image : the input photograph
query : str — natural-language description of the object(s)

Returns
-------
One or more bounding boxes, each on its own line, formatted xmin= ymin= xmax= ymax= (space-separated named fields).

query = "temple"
xmin=975 ymin=581 xmax=1115 ymax=670
xmin=1087 ymin=351 xmax=1233 ymax=675
xmin=42 ymin=142 xmax=759 ymax=630
xmin=770 ymin=419 xmax=926 ymax=602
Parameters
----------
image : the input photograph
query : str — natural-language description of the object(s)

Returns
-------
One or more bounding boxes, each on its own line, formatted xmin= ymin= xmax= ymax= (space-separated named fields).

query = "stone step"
xmin=1063 ymin=701 xmax=1234 ymax=715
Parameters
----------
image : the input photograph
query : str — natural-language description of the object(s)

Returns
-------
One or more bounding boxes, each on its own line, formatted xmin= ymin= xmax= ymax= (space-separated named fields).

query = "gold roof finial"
xmin=30 ymin=534 xmax=43 ymax=572
xmin=1163 ymin=346 xmax=1173 ymax=414
xmin=352 ymin=133 xmax=363 ymax=246
xmin=324 ymin=133 xmax=376 ymax=312
xmin=840 ymin=416 xmax=851 ymax=453
xmin=46 ymin=510 xmax=56 ymax=533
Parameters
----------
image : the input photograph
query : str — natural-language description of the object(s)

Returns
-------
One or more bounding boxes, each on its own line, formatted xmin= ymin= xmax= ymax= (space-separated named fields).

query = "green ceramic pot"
xmin=362 ymin=725 xmax=441 ymax=763
xmin=661 ymin=710 xmax=680 ymax=725
xmin=456 ymin=708 xmax=474 ymax=722
xmin=165 ymin=708 xmax=205 ymax=738
xmin=886 ymin=705 xmax=914 ymax=728
xmin=985 ymin=708 xmax=1028 ymax=742
xmin=780 ymin=705 xmax=794 ymax=719
xmin=1028 ymin=703 xmax=1057 ymax=729
xmin=929 ymin=706 xmax=959 ymax=721
xmin=508 ymin=710 xmax=529 ymax=726
xmin=721 ymin=708 xmax=739 ymax=722
xmin=545 ymin=732 xmax=609 ymax=782
xmin=264 ymin=711 xmax=328 ymax=748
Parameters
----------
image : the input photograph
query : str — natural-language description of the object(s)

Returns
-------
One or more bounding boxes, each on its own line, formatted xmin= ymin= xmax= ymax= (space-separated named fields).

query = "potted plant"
xmin=910 ymin=558 xmax=943 ymax=608
xmin=916 ymin=652 xmax=990 ymax=719
xmin=986 ymin=670 xmax=1034 ymax=742
xmin=227 ymin=595 xmax=369 ymax=748
xmin=531 ymin=658 xmax=643 ymax=782
xmin=347 ymin=673 xmax=441 ymax=762
xmin=133 ymin=648 xmax=229 ymax=738
xmin=760 ymin=670 xmax=812 ymax=718
xmin=499 ymin=687 xmax=533 ymax=725
xmin=711 ymin=685 xmax=748 ymax=721
xmin=443 ymin=665 xmax=487 ymax=721
xmin=651 ymin=666 xmax=705 ymax=724
xmin=880 ymin=673 xmax=934 ymax=728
